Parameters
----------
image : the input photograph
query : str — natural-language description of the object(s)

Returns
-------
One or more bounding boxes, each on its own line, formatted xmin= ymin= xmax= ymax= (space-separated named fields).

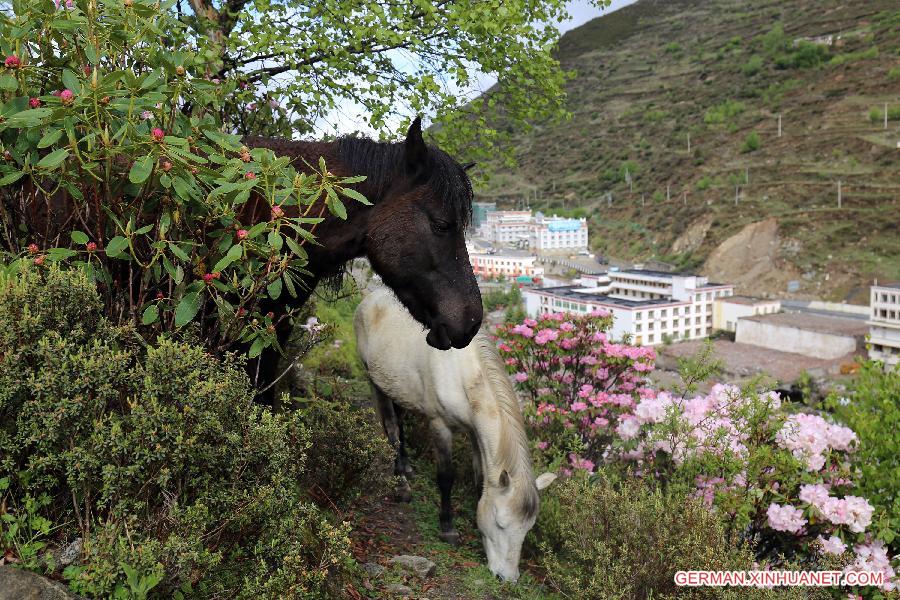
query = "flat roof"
xmin=740 ymin=312 xmax=868 ymax=337
xmin=717 ymin=295 xmax=779 ymax=306
xmin=471 ymin=250 xmax=535 ymax=258
xmin=529 ymin=286 xmax=685 ymax=309
xmin=873 ymin=283 xmax=900 ymax=290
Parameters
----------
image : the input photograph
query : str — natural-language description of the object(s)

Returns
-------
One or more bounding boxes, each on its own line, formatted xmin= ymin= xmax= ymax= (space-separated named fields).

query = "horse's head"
xmin=365 ymin=117 xmax=482 ymax=350
xmin=477 ymin=470 xmax=556 ymax=582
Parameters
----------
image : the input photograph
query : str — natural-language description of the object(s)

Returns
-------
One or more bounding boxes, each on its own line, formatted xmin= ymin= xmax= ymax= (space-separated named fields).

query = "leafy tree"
xmin=176 ymin=0 xmax=609 ymax=160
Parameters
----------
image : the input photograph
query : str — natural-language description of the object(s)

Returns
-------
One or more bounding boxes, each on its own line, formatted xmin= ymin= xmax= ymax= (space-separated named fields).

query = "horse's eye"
xmin=431 ymin=220 xmax=453 ymax=234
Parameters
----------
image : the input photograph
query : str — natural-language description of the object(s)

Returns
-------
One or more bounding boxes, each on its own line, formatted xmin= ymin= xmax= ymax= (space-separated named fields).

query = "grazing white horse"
xmin=355 ymin=287 xmax=555 ymax=582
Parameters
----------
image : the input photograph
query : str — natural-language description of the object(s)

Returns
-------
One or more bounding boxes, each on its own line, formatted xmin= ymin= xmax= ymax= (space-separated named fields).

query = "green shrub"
xmin=869 ymin=105 xmax=900 ymax=123
xmin=742 ymin=55 xmax=763 ymax=76
xmin=285 ymin=396 xmax=392 ymax=505
xmin=643 ymin=109 xmax=668 ymax=123
xmin=889 ymin=66 xmax=900 ymax=80
xmin=0 ymin=265 xmax=378 ymax=598
xmin=664 ymin=42 xmax=682 ymax=54
xmin=704 ymin=100 xmax=746 ymax=126
xmin=530 ymin=472 xmax=831 ymax=600
xmin=741 ymin=131 xmax=761 ymax=153
xmin=825 ymin=362 xmax=899 ymax=553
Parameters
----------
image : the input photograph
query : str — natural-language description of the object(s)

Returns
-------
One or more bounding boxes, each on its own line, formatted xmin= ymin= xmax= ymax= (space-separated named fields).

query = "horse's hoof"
xmin=439 ymin=529 xmax=460 ymax=546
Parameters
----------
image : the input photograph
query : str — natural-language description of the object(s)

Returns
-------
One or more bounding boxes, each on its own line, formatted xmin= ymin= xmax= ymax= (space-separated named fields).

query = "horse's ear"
xmin=462 ymin=161 xmax=476 ymax=171
xmin=404 ymin=116 xmax=427 ymax=172
xmin=498 ymin=469 xmax=510 ymax=490
xmin=535 ymin=472 xmax=557 ymax=491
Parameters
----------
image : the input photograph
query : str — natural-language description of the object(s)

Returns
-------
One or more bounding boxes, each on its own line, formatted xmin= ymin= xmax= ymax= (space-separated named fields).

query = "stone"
xmin=362 ymin=562 xmax=385 ymax=578
xmin=384 ymin=583 xmax=413 ymax=597
xmin=0 ymin=565 xmax=77 ymax=600
xmin=390 ymin=554 xmax=437 ymax=578
xmin=55 ymin=538 xmax=82 ymax=569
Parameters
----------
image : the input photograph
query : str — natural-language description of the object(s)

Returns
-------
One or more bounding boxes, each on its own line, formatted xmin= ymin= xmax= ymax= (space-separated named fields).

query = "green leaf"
xmin=339 ymin=187 xmax=372 ymax=205
xmin=267 ymin=230 xmax=283 ymax=251
xmin=248 ymin=337 xmax=265 ymax=359
xmin=129 ymin=155 xmax=153 ymax=184
xmin=174 ymin=292 xmax=200 ymax=328
xmin=267 ymin=277 xmax=282 ymax=300
xmin=212 ymin=244 xmax=242 ymax=272
xmin=106 ymin=236 xmax=129 ymax=258
xmin=0 ymin=74 xmax=18 ymax=91
xmin=37 ymin=128 xmax=63 ymax=148
xmin=5 ymin=107 xmax=53 ymax=128
xmin=46 ymin=247 xmax=77 ymax=261
xmin=326 ymin=192 xmax=347 ymax=219
xmin=71 ymin=230 xmax=89 ymax=244
xmin=167 ymin=242 xmax=190 ymax=262
xmin=284 ymin=235 xmax=306 ymax=259
xmin=61 ymin=69 xmax=80 ymax=92
xmin=36 ymin=148 xmax=69 ymax=169
xmin=0 ymin=171 xmax=25 ymax=187
xmin=142 ymin=304 xmax=159 ymax=325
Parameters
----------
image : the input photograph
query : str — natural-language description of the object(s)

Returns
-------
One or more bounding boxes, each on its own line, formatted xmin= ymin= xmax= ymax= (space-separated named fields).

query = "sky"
xmin=318 ymin=0 xmax=639 ymax=136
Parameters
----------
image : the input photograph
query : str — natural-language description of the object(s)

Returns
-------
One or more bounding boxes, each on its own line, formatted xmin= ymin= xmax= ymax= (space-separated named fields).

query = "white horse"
xmin=355 ymin=287 xmax=555 ymax=582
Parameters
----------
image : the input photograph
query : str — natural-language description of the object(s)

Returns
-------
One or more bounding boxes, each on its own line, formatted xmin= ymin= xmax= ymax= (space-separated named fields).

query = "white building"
xmin=470 ymin=250 xmax=544 ymax=281
xmin=479 ymin=210 xmax=532 ymax=244
xmin=530 ymin=213 xmax=589 ymax=253
xmin=477 ymin=210 xmax=589 ymax=253
xmin=713 ymin=296 xmax=782 ymax=332
xmin=868 ymin=283 xmax=900 ymax=368
xmin=523 ymin=269 xmax=733 ymax=345
xmin=736 ymin=312 xmax=866 ymax=360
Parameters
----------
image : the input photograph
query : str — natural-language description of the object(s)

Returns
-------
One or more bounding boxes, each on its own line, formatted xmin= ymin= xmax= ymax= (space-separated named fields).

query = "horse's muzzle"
xmin=426 ymin=323 xmax=453 ymax=350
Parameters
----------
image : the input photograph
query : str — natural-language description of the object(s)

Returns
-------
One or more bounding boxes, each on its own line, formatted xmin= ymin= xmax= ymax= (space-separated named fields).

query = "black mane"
xmin=336 ymin=136 xmax=473 ymax=229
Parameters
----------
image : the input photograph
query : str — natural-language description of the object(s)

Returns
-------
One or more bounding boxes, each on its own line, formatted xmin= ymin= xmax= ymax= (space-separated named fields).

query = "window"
xmin=661 ymin=309 xmax=667 ymax=317
xmin=648 ymin=334 xmax=655 ymax=343
xmin=648 ymin=310 xmax=655 ymax=318
xmin=695 ymin=328 xmax=701 ymax=336
xmin=635 ymin=312 xmax=642 ymax=321
xmin=635 ymin=323 xmax=642 ymax=332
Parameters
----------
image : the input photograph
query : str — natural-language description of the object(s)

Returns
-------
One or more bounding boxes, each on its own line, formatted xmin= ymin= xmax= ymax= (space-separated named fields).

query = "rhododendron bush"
xmin=0 ymin=0 xmax=364 ymax=356
xmin=497 ymin=314 xmax=897 ymax=595
xmin=495 ymin=310 xmax=656 ymax=472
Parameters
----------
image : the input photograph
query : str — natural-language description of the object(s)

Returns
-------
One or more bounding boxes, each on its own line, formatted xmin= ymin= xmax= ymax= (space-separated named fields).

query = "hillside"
xmin=476 ymin=0 xmax=900 ymax=301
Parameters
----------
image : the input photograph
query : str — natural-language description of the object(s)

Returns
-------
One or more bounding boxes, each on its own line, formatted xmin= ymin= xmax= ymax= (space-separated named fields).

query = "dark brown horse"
xmin=6 ymin=118 xmax=482 ymax=403
xmin=244 ymin=118 xmax=483 ymax=401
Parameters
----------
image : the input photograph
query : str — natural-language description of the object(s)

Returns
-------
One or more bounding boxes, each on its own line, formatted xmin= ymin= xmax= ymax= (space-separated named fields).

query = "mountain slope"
xmin=477 ymin=0 xmax=900 ymax=301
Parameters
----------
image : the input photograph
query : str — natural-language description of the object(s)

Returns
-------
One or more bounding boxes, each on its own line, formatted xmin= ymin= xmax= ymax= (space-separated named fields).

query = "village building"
xmin=713 ymin=296 xmax=782 ymax=332
xmin=523 ymin=269 xmax=733 ymax=345
xmin=470 ymin=250 xmax=544 ymax=281
xmin=475 ymin=209 xmax=589 ymax=254
xmin=868 ymin=283 xmax=900 ymax=368
xmin=735 ymin=312 xmax=867 ymax=360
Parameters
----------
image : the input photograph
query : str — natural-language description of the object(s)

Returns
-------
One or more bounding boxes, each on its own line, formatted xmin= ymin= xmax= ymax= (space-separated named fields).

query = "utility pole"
xmin=682 ymin=191 xmax=687 ymax=206
xmin=837 ymin=180 xmax=842 ymax=209
xmin=687 ymin=133 xmax=691 ymax=153
xmin=607 ymin=193 xmax=612 ymax=208
xmin=746 ymin=167 xmax=750 ymax=185
xmin=735 ymin=185 xmax=740 ymax=205
xmin=777 ymin=113 xmax=782 ymax=137
xmin=885 ymin=103 xmax=889 ymax=130
xmin=666 ymin=185 xmax=670 ymax=202
xmin=641 ymin=193 xmax=645 ymax=207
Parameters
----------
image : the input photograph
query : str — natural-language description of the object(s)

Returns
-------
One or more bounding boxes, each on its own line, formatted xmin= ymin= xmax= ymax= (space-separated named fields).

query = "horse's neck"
xmin=466 ymin=359 xmax=532 ymax=484
xmin=244 ymin=137 xmax=388 ymax=281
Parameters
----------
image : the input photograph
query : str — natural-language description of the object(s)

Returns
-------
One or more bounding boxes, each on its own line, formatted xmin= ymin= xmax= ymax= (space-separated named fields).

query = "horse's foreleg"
xmin=394 ymin=403 xmax=414 ymax=478
xmin=431 ymin=419 xmax=459 ymax=546
xmin=372 ymin=384 xmax=412 ymax=502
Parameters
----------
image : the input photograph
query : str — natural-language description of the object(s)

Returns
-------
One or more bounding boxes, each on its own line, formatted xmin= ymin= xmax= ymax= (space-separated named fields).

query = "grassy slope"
xmin=477 ymin=0 xmax=900 ymax=301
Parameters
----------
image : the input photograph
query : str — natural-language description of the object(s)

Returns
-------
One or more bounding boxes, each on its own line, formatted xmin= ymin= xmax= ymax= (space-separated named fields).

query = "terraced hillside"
xmin=477 ymin=0 xmax=900 ymax=301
